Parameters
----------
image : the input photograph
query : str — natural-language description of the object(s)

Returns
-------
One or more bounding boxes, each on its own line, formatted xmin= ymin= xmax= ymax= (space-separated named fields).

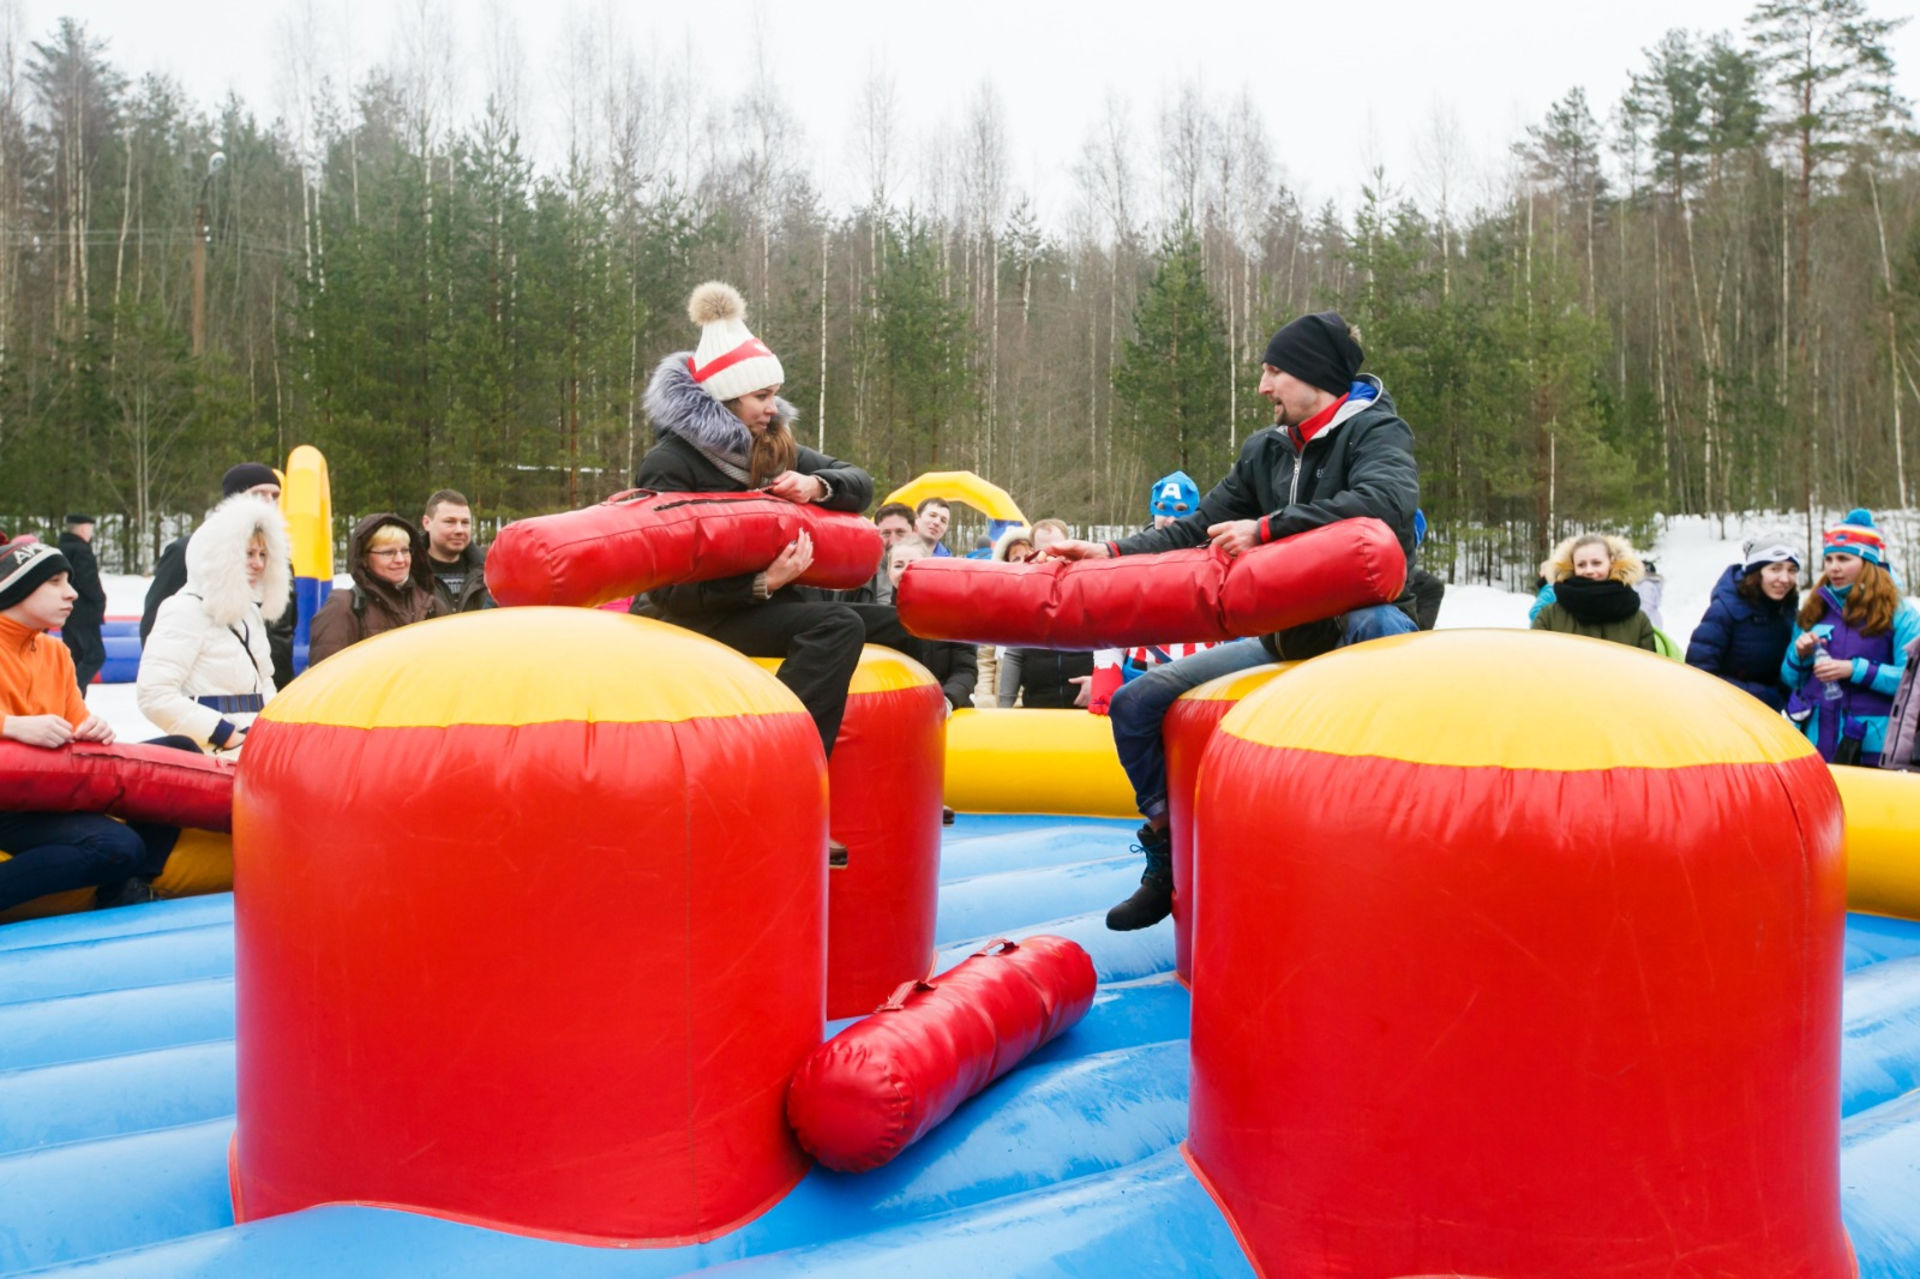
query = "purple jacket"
xmin=1782 ymin=585 xmax=1920 ymax=764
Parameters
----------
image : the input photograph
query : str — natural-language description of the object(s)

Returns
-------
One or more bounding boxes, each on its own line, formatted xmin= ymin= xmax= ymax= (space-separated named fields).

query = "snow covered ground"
xmin=76 ymin=518 xmax=1778 ymax=744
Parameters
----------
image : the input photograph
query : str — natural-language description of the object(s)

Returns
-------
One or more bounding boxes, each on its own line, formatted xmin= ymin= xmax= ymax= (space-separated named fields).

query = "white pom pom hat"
xmin=686 ymin=281 xmax=785 ymax=404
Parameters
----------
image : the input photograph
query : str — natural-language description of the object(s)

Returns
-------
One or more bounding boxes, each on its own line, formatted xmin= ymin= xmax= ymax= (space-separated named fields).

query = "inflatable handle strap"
xmin=601 ymin=488 xmax=658 ymax=505
xmin=877 ymin=978 xmax=938 ymax=1012
xmin=971 ymin=938 xmax=1019 ymax=958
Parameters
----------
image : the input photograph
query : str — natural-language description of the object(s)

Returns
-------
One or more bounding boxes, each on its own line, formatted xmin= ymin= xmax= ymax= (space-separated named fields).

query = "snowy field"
xmin=76 ymin=515 xmax=1773 ymax=744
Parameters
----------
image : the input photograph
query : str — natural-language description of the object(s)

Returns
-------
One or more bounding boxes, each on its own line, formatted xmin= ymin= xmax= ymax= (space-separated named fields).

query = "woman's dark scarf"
xmin=1554 ymin=576 xmax=1643 ymax=625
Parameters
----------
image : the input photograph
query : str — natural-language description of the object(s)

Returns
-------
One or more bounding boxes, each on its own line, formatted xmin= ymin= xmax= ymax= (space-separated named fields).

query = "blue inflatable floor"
xmin=1 ymin=815 xmax=1918 ymax=1277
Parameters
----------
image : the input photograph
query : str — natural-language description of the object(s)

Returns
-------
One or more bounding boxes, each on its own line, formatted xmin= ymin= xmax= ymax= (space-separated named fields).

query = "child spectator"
xmin=1087 ymin=475 xmax=1220 ymax=715
xmin=1685 ymin=533 xmax=1799 ymax=710
xmin=887 ymin=537 xmax=976 ymax=711
xmin=0 ymin=540 xmax=180 ymax=911
xmin=1783 ymin=509 xmax=1920 ymax=766
xmin=1530 ymin=533 xmax=1658 ymax=652
xmin=137 ymin=496 xmax=288 ymax=753
xmin=992 ymin=526 xmax=1034 ymax=563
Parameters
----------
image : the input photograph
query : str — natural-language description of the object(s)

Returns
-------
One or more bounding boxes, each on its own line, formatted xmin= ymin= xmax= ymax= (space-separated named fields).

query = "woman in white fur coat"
xmin=136 ymin=495 xmax=289 ymax=754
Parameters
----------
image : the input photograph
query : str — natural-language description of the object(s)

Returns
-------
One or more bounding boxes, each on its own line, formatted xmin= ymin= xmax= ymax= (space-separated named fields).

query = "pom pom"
xmin=1843 ymin=507 xmax=1876 ymax=529
xmin=688 ymin=281 xmax=746 ymax=327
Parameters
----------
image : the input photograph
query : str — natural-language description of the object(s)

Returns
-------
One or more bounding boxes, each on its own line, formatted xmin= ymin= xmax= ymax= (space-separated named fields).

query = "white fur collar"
xmin=185 ymin=495 xmax=292 ymax=626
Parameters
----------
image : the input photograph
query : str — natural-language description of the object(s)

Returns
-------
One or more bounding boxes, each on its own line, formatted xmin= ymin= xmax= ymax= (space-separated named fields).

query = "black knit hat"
xmin=222 ymin=462 xmax=280 ymax=498
xmin=0 ymin=540 xmax=73 ymax=611
xmin=63 ymin=513 xmax=96 ymax=527
xmin=1263 ymin=311 xmax=1364 ymax=396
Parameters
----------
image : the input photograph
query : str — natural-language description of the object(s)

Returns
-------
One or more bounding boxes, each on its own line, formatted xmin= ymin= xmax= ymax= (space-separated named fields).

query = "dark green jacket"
xmin=1531 ymin=601 xmax=1658 ymax=651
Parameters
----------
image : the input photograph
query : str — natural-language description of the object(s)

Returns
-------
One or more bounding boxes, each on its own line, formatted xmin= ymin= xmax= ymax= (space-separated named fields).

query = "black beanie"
xmin=0 ymin=540 xmax=73 ymax=611
xmin=1263 ymin=311 xmax=1364 ymax=396
xmin=222 ymin=462 xmax=279 ymax=498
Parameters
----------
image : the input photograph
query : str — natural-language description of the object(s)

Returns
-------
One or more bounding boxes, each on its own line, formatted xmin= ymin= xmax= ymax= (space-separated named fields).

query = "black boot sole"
xmin=1105 ymin=882 xmax=1173 ymax=931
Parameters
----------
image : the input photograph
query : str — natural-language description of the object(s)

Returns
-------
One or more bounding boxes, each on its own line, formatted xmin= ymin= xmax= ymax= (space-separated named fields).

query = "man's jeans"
xmin=1108 ymin=605 xmax=1417 ymax=819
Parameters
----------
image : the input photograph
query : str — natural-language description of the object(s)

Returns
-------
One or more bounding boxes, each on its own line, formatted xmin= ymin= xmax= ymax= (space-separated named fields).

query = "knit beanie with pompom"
xmin=685 ymin=282 xmax=784 ymax=405
xmin=1824 ymin=508 xmax=1886 ymax=567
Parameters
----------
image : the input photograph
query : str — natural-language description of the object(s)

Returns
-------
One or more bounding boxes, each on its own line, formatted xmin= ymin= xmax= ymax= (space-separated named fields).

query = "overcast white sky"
xmin=54 ymin=0 xmax=1920 ymax=223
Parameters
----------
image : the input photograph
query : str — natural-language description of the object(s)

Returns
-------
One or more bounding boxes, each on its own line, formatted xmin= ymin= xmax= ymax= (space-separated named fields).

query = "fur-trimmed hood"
xmin=992 ymin=525 xmax=1034 ymax=562
xmin=644 ymin=352 xmax=798 ymax=461
xmin=347 ymin=513 xmax=436 ymax=603
xmin=184 ymin=495 xmax=291 ymax=627
xmin=1542 ymin=533 xmax=1644 ymax=587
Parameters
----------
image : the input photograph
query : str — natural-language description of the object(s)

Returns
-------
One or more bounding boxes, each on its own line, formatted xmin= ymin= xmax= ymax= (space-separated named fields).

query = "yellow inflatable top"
xmin=281 ymin=445 xmax=333 ymax=582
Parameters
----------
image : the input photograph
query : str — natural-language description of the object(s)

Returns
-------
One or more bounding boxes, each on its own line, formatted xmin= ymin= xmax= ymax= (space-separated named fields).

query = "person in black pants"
xmin=57 ymin=515 xmax=107 ymax=692
xmin=633 ymin=281 xmax=923 ymax=761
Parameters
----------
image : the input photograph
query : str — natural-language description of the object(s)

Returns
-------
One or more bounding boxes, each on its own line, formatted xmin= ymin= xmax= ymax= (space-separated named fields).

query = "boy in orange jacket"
xmin=0 ymin=540 xmax=176 ymax=912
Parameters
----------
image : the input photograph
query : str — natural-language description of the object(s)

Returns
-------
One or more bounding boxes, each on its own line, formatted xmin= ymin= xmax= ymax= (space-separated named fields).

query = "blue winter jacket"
xmin=1684 ymin=565 xmax=1796 ymax=710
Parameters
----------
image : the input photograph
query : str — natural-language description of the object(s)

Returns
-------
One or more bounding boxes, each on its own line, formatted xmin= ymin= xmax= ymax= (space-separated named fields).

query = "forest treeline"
xmin=0 ymin=2 xmax=1916 ymax=580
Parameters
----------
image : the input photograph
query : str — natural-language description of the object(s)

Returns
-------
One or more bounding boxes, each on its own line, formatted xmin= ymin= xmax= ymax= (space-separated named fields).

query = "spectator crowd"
xmin=3 ymin=278 xmax=1916 ymax=926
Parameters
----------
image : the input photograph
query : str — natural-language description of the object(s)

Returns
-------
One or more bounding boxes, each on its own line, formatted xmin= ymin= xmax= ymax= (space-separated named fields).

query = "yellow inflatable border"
xmin=942 ymin=678 xmax=1920 ymax=924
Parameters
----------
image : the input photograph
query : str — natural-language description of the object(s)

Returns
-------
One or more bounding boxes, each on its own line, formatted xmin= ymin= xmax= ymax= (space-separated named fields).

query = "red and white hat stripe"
xmin=690 ymin=338 xmax=775 ymax=384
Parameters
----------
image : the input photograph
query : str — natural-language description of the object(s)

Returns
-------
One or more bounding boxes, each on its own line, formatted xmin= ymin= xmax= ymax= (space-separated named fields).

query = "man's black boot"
xmin=1105 ymin=823 xmax=1174 ymax=931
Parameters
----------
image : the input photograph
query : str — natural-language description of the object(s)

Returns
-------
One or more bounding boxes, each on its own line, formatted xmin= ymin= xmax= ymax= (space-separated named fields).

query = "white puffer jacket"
xmin=136 ymin=496 xmax=291 ymax=752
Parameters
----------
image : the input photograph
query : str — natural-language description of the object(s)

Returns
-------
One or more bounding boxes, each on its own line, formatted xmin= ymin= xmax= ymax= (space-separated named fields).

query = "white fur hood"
xmin=185 ymin=495 xmax=292 ymax=628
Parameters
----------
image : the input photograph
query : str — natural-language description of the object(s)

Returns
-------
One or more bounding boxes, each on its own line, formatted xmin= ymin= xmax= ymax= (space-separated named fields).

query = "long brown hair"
xmin=1799 ymin=560 xmax=1898 ymax=636
xmin=736 ymin=406 xmax=798 ymax=488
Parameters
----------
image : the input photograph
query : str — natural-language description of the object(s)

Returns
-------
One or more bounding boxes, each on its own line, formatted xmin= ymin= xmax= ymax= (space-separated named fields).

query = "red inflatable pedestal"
xmin=786 ymin=935 xmax=1097 ymax=1172
xmin=1161 ymin=664 xmax=1293 ymax=983
xmin=758 ymin=647 xmax=945 ymax=1019
xmin=231 ymin=609 xmax=827 ymax=1245
xmin=487 ymin=490 xmax=883 ymax=608
xmin=1188 ymin=630 xmax=1852 ymax=1278
xmin=896 ymin=517 xmax=1405 ymax=648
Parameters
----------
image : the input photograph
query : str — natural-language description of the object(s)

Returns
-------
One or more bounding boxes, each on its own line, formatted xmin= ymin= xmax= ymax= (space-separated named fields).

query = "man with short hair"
xmin=1043 ymin=310 xmax=1420 ymax=931
xmin=57 ymin=515 xmax=107 ymax=693
xmin=142 ymin=463 xmax=296 ymax=689
xmin=422 ymin=490 xmax=491 ymax=613
xmin=861 ymin=502 xmax=916 ymax=605
xmin=914 ymin=498 xmax=953 ymax=557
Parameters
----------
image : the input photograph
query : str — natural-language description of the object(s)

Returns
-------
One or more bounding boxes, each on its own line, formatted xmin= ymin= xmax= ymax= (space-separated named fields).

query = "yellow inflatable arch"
xmin=883 ymin=471 xmax=1026 ymax=525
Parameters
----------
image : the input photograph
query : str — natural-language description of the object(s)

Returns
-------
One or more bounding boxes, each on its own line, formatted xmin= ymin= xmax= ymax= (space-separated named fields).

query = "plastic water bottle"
xmin=1815 ymin=642 xmax=1845 ymax=702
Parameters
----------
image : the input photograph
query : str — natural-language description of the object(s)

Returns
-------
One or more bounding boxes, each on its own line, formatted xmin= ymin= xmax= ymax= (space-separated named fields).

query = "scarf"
xmin=1554 ymin=576 xmax=1643 ymax=625
xmin=690 ymin=439 xmax=752 ymax=486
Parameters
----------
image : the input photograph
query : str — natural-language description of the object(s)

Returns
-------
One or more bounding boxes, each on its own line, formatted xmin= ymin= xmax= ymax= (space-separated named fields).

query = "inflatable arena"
xmin=3 ymin=451 xmax=1919 ymax=1278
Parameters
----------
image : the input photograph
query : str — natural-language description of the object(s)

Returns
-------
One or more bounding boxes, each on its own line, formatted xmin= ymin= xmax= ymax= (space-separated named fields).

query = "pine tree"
xmin=1112 ymin=214 xmax=1229 ymax=481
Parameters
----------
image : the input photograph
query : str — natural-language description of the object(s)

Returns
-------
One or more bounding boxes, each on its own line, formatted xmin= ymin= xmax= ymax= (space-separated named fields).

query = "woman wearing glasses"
xmin=306 ymin=514 xmax=445 ymax=667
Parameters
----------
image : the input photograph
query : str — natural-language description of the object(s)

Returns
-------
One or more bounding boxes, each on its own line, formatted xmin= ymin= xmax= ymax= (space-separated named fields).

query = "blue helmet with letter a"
xmin=1151 ymin=471 xmax=1200 ymax=519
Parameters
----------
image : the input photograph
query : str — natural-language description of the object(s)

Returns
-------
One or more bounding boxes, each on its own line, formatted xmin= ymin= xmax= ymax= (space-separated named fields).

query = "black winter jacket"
xmin=918 ymin=639 xmax=978 ymax=711
xmin=57 ymin=532 xmax=106 ymax=630
xmin=1010 ymin=648 xmax=1094 ymax=709
xmin=1110 ymin=375 xmax=1418 ymax=658
xmin=427 ymin=542 xmax=493 ymax=614
xmin=635 ymin=354 xmax=874 ymax=619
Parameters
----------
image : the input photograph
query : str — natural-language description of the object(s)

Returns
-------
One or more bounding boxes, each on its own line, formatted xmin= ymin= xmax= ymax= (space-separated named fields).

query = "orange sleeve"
xmin=54 ymin=644 xmax=88 ymax=726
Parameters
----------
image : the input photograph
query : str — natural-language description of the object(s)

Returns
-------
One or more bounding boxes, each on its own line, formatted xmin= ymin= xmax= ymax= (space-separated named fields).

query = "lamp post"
xmin=191 ymin=151 xmax=226 ymax=357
